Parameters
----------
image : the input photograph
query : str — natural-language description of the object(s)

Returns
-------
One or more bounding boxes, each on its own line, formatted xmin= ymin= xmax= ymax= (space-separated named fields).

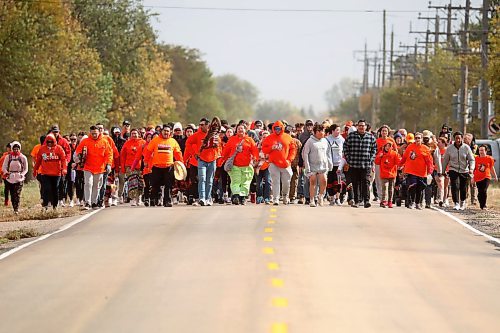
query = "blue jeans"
xmin=197 ymin=159 xmax=216 ymax=201
xmin=257 ymin=168 xmax=271 ymax=200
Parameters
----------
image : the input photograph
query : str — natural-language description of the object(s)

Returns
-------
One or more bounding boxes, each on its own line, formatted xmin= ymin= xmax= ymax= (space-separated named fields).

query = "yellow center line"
xmin=270 ymin=208 xmax=277 ymax=212
xmin=271 ymin=278 xmax=284 ymax=287
xmin=268 ymin=220 xmax=276 ymax=224
xmin=267 ymin=262 xmax=279 ymax=270
xmin=264 ymin=227 xmax=274 ymax=233
xmin=264 ymin=236 xmax=273 ymax=242
xmin=272 ymin=297 xmax=288 ymax=307
xmin=270 ymin=214 xmax=277 ymax=218
xmin=263 ymin=247 xmax=275 ymax=255
xmin=271 ymin=323 xmax=288 ymax=333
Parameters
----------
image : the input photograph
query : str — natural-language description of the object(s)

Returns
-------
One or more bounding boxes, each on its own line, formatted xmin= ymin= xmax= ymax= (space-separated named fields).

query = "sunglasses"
xmin=174 ymin=129 xmax=182 ymax=131
xmin=199 ymin=123 xmax=208 ymax=126
xmin=124 ymin=124 xmax=131 ymax=127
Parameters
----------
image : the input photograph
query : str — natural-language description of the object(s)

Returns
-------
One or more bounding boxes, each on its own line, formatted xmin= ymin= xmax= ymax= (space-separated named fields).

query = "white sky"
xmin=145 ymin=0 xmax=483 ymax=113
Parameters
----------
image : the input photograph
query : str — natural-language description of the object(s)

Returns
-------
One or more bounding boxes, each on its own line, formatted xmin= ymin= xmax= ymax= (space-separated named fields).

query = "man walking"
xmin=344 ymin=119 xmax=377 ymax=208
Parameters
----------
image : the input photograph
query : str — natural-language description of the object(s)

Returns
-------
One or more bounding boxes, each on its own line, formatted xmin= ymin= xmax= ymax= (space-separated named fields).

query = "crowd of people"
xmin=0 ymin=117 xmax=497 ymax=214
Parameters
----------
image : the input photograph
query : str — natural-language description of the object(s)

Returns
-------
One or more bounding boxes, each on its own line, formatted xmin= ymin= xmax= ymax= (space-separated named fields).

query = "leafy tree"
xmin=215 ymin=74 xmax=259 ymax=123
xmin=159 ymin=45 xmax=223 ymax=123
xmin=324 ymin=77 xmax=358 ymax=110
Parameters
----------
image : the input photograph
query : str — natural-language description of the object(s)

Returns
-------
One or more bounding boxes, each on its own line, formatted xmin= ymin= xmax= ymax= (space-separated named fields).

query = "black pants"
xmin=151 ymin=166 xmax=174 ymax=206
xmin=476 ymin=178 xmax=490 ymax=209
xmin=58 ymin=175 xmax=67 ymax=201
xmin=5 ymin=181 xmax=23 ymax=210
xmin=41 ymin=175 xmax=61 ymax=208
xmin=188 ymin=166 xmax=199 ymax=200
xmin=65 ymin=169 xmax=75 ymax=201
xmin=350 ymin=167 xmax=371 ymax=204
xmin=143 ymin=173 xmax=152 ymax=202
xmin=3 ymin=179 xmax=9 ymax=203
xmin=407 ymin=174 xmax=426 ymax=206
xmin=449 ymin=170 xmax=469 ymax=204
xmin=326 ymin=166 xmax=339 ymax=196
xmin=75 ymin=170 xmax=85 ymax=201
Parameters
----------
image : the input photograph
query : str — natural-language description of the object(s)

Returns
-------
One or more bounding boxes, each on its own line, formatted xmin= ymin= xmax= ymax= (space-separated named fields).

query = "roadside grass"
xmin=0 ymin=228 xmax=40 ymax=244
xmin=489 ymin=182 xmax=500 ymax=210
xmin=0 ymin=181 xmax=83 ymax=222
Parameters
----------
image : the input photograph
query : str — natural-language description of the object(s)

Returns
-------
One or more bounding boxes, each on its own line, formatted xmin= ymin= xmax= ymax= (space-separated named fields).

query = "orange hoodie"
xmin=144 ymin=136 xmax=183 ymax=168
xmin=121 ymin=138 xmax=145 ymax=171
xmin=74 ymin=134 xmax=112 ymax=174
xmin=184 ymin=128 xmax=221 ymax=165
xmin=376 ymin=137 xmax=397 ymax=153
xmin=375 ymin=149 xmax=400 ymax=179
xmin=261 ymin=121 xmax=297 ymax=168
xmin=222 ymin=135 xmax=259 ymax=167
xmin=34 ymin=134 xmax=68 ymax=176
xmin=399 ymin=143 xmax=433 ymax=177
xmin=0 ymin=152 xmax=9 ymax=179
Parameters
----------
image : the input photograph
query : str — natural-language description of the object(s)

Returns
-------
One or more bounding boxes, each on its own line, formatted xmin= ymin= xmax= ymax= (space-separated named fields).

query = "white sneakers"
xmin=459 ymin=201 xmax=466 ymax=211
xmin=454 ymin=202 xmax=460 ymax=210
xmin=69 ymin=200 xmax=74 ymax=208
xmin=318 ymin=197 xmax=324 ymax=207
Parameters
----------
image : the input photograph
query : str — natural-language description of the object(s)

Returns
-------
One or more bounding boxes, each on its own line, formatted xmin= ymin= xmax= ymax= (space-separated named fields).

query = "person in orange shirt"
xmin=74 ymin=125 xmax=112 ymax=209
xmin=221 ymin=123 xmax=259 ymax=205
xmin=262 ymin=120 xmax=297 ymax=205
xmin=1 ymin=143 xmax=12 ymax=206
xmin=132 ymin=131 xmax=156 ymax=206
xmin=255 ymin=130 xmax=271 ymax=204
xmin=375 ymin=142 xmax=401 ymax=208
xmin=375 ymin=125 xmax=397 ymax=202
xmin=143 ymin=124 xmax=183 ymax=207
xmin=399 ymin=132 xmax=433 ymax=210
xmin=473 ymin=145 xmax=498 ymax=210
xmin=30 ymin=135 xmax=46 ymax=202
xmin=34 ymin=134 xmax=67 ymax=210
xmin=184 ymin=117 xmax=221 ymax=206
xmin=120 ymin=128 xmax=145 ymax=206
xmin=96 ymin=124 xmax=120 ymax=207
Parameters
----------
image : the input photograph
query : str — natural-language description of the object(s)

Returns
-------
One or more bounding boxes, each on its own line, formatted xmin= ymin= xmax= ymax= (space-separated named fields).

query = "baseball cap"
xmin=305 ymin=119 xmax=314 ymax=126
xmin=50 ymin=125 xmax=60 ymax=132
xmin=122 ymin=120 xmax=131 ymax=126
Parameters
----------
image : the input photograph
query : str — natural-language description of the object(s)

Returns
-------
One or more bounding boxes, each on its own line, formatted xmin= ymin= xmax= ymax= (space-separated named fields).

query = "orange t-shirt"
xmin=144 ymin=136 xmax=183 ymax=168
xmin=222 ymin=135 xmax=259 ymax=167
xmin=0 ymin=152 xmax=8 ymax=179
xmin=121 ymin=138 xmax=145 ymax=170
xmin=375 ymin=150 xmax=401 ymax=179
xmin=399 ymin=143 xmax=433 ymax=177
xmin=74 ymin=135 xmax=113 ymax=174
xmin=30 ymin=144 xmax=42 ymax=176
xmin=474 ymin=155 xmax=495 ymax=182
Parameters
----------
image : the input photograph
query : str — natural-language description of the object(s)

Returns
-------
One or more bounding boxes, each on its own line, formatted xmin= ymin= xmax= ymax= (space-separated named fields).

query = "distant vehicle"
xmin=476 ymin=139 xmax=500 ymax=176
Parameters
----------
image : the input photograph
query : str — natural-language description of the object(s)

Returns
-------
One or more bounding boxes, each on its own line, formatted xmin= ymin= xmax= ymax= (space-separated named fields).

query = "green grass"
xmin=0 ymin=181 xmax=83 ymax=222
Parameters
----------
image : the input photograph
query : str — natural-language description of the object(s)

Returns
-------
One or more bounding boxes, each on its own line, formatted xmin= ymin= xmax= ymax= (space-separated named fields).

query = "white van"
xmin=476 ymin=139 xmax=500 ymax=176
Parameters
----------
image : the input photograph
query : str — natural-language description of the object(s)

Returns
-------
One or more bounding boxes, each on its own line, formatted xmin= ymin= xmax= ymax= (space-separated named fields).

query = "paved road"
xmin=0 ymin=205 xmax=499 ymax=333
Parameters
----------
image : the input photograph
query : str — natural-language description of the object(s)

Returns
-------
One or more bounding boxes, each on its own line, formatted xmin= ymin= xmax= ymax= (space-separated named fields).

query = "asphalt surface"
xmin=0 ymin=204 xmax=499 ymax=333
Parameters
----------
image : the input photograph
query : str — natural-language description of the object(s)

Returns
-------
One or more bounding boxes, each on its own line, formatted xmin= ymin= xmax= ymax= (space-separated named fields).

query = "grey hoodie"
xmin=302 ymin=136 xmax=333 ymax=173
xmin=326 ymin=134 xmax=345 ymax=166
xmin=442 ymin=143 xmax=475 ymax=174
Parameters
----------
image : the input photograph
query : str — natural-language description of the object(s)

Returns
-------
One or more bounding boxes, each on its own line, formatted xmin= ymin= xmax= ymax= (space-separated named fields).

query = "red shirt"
xmin=474 ymin=155 xmax=495 ymax=182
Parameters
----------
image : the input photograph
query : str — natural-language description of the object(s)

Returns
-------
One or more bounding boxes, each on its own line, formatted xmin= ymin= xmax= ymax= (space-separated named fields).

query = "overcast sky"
xmin=144 ymin=0 xmax=482 ymax=113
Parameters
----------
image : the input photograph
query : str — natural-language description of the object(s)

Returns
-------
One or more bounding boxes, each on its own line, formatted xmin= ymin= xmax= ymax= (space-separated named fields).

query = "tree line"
xmin=2 ymin=0 xmax=303 ymax=150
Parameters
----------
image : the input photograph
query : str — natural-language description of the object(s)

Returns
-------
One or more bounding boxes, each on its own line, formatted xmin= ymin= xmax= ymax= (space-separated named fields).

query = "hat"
xmin=113 ymin=127 xmax=121 ymax=133
xmin=173 ymin=161 xmax=187 ymax=181
xmin=122 ymin=120 xmax=131 ymax=126
xmin=50 ymin=125 xmax=60 ymax=132
xmin=10 ymin=141 xmax=21 ymax=150
xmin=345 ymin=120 xmax=354 ymax=127
xmin=422 ymin=130 xmax=433 ymax=138
xmin=348 ymin=126 xmax=357 ymax=134
xmin=305 ymin=119 xmax=314 ymax=126
xmin=406 ymin=133 xmax=415 ymax=143
xmin=393 ymin=132 xmax=403 ymax=140
xmin=173 ymin=122 xmax=183 ymax=131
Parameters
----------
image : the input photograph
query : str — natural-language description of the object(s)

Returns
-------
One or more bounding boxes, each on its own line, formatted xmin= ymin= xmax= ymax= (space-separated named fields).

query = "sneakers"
xmin=69 ymin=200 xmax=74 ymax=208
xmin=364 ymin=202 xmax=371 ymax=208
xmin=329 ymin=198 xmax=336 ymax=206
xmin=199 ymin=200 xmax=205 ymax=207
xmin=264 ymin=198 xmax=271 ymax=205
xmin=59 ymin=200 xmax=66 ymax=207
xmin=239 ymin=196 xmax=246 ymax=206
xmin=192 ymin=201 xmax=200 ymax=207
xmin=273 ymin=198 xmax=279 ymax=206
xmin=318 ymin=197 xmax=324 ymax=207
xmin=335 ymin=198 xmax=341 ymax=206
xmin=438 ymin=201 xmax=443 ymax=207
xmin=348 ymin=199 xmax=354 ymax=206
xmin=310 ymin=201 xmax=317 ymax=207
xmin=283 ymin=196 xmax=290 ymax=205
xmin=131 ymin=202 xmax=137 ymax=206
xmin=415 ymin=204 xmax=423 ymax=210
xmin=454 ymin=202 xmax=460 ymax=210
xmin=387 ymin=202 xmax=393 ymax=208
xmin=297 ymin=197 xmax=305 ymax=204
xmin=206 ymin=199 xmax=213 ymax=206
xmin=459 ymin=201 xmax=466 ymax=211
xmin=425 ymin=204 xmax=431 ymax=209
xmin=256 ymin=196 xmax=263 ymax=204
xmin=4 ymin=199 xmax=9 ymax=206
xmin=380 ymin=201 xmax=387 ymax=208
xmin=305 ymin=198 xmax=310 ymax=205
xmin=232 ymin=195 xmax=240 ymax=205
xmin=163 ymin=202 xmax=173 ymax=207
xmin=444 ymin=199 xmax=450 ymax=207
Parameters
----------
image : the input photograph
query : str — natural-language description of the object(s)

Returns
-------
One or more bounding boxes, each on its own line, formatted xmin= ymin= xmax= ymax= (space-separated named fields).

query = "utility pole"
xmin=459 ymin=0 xmax=471 ymax=134
xmin=382 ymin=9 xmax=387 ymax=87
xmin=434 ymin=14 xmax=440 ymax=51
xmin=447 ymin=3 xmax=453 ymax=44
xmin=390 ymin=27 xmax=394 ymax=87
xmin=480 ymin=0 xmax=490 ymax=138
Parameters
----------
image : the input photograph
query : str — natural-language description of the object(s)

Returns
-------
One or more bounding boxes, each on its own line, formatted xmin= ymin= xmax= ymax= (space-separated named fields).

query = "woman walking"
xmin=1 ymin=141 xmax=28 ymax=214
xmin=222 ymin=124 xmax=259 ymax=205
xmin=473 ymin=145 xmax=498 ymax=210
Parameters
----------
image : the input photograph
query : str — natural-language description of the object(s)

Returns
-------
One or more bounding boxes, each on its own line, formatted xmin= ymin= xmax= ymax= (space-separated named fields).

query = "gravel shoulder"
xmin=436 ymin=206 xmax=500 ymax=239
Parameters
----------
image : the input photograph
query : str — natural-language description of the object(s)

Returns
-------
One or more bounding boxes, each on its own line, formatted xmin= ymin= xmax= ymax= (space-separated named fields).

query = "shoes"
xmin=163 ymin=202 xmax=173 ymax=207
xmin=273 ymin=198 xmax=279 ymax=206
xmin=380 ymin=201 xmax=387 ymax=208
xmin=438 ymin=201 xmax=443 ymax=207
xmin=425 ymin=204 xmax=431 ymax=209
xmin=199 ymin=200 xmax=205 ymax=207
xmin=239 ymin=196 xmax=246 ymax=205
xmin=264 ymin=198 xmax=271 ymax=205
xmin=444 ymin=199 xmax=450 ymax=207
xmin=192 ymin=201 xmax=199 ymax=207
xmin=310 ymin=201 xmax=317 ymax=207
xmin=131 ymin=202 xmax=137 ymax=206
xmin=232 ymin=195 xmax=239 ymax=205
xmin=454 ymin=202 xmax=460 ymax=210
xmin=256 ymin=196 xmax=263 ymax=204
xmin=351 ymin=203 xmax=359 ymax=208
xmin=297 ymin=197 xmax=304 ymax=204
xmin=13 ymin=209 xmax=19 ymax=215
xmin=388 ymin=202 xmax=393 ymax=208
xmin=283 ymin=196 xmax=290 ymax=205
xmin=318 ymin=197 xmax=324 ymax=206
xmin=4 ymin=199 xmax=9 ymax=206
xmin=91 ymin=203 xmax=99 ymax=210
xmin=415 ymin=204 xmax=423 ymax=210
xmin=373 ymin=197 xmax=379 ymax=202
xmin=459 ymin=201 xmax=466 ymax=211
xmin=335 ymin=198 xmax=341 ymax=205
xmin=217 ymin=199 xmax=224 ymax=204
xmin=305 ymin=198 xmax=310 ymax=205
xmin=364 ymin=202 xmax=371 ymax=208
xmin=144 ymin=199 xmax=149 ymax=207
xmin=206 ymin=199 xmax=213 ymax=206
xmin=348 ymin=199 xmax=354 ymax=206
xmin=69 ymin=200 xmax=74 ymax=208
